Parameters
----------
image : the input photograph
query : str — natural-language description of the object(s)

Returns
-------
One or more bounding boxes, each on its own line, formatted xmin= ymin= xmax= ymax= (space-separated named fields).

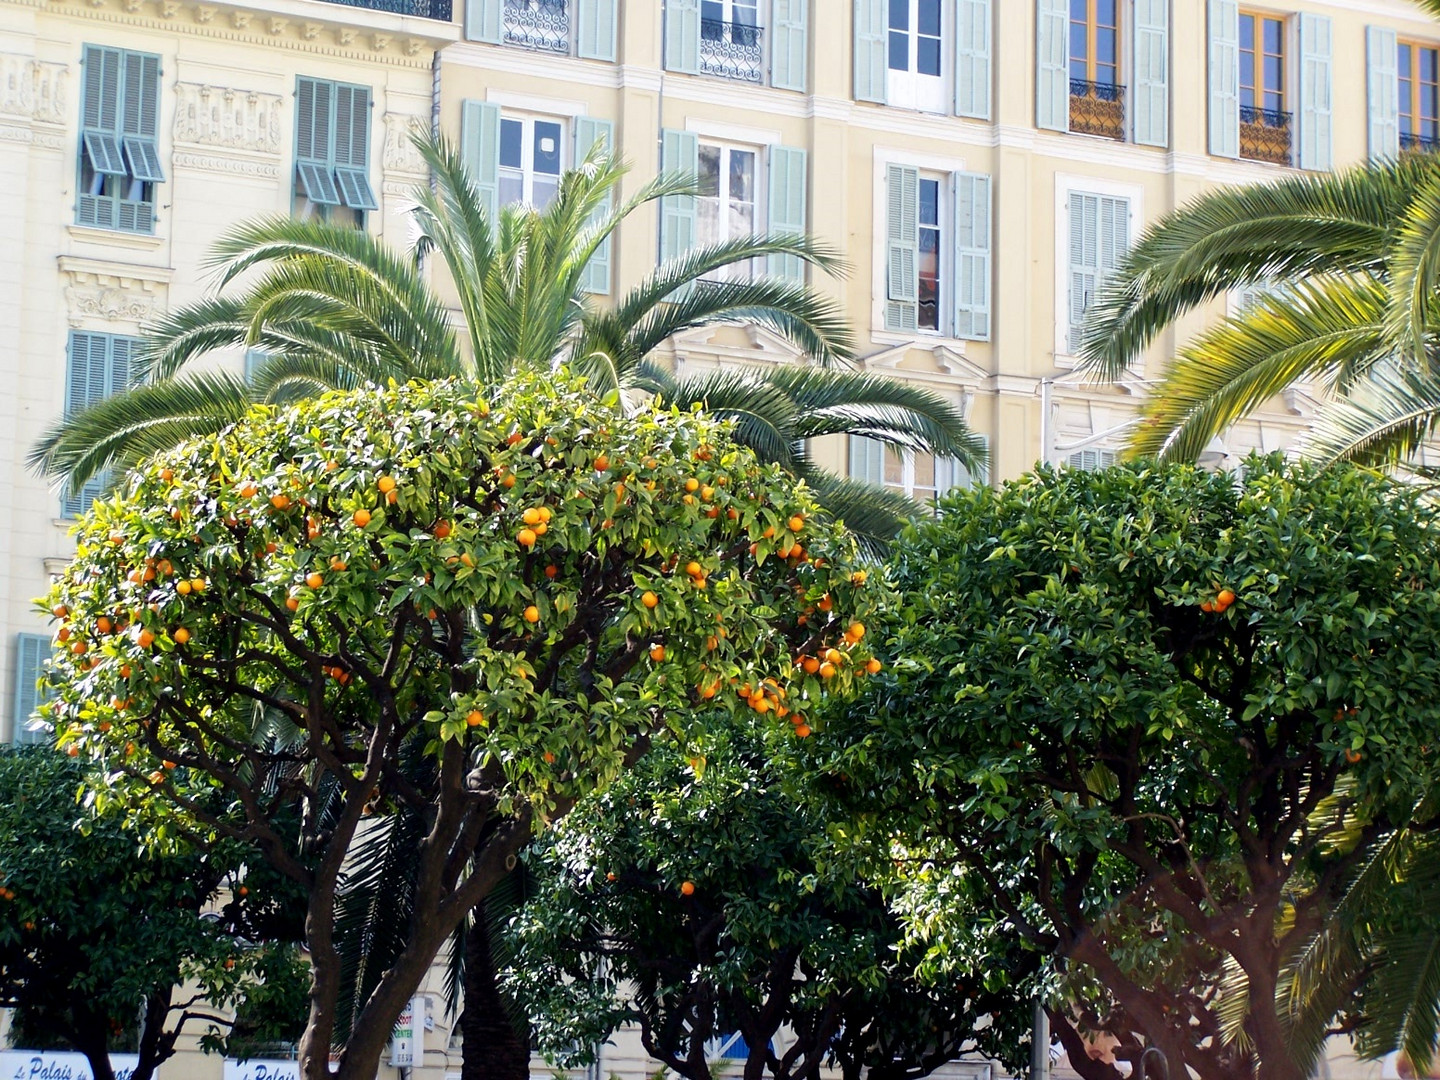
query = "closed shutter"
xmin=665 ymin=0 xmax=701 ymax=74
xmin=1208 ymin=0 xmax=1240 ymax=158
xmin=767 ymin=145 xmax=808 ymax=282
xmin=660 ymin=128 xmax=699 ymax=264
xmin=465 ymin=0 xmax=502 ymax=43
xmin=1036 ymin=0 xmax=1069 ymax=132
xmin=1368 ymin=27 xmax=1400 ymax=161
xmin=63 ymin=333 xmax=132 ymax=518
xmin=955 ymin=0 xmax=991 ymax=121
xmin=849 ymin=435 xmax=886 ymax=486
xmin=955 ymin=434 xmax=990 ymax=490
xmin=460 ymin=99 xmax=502 ymax=222
xmin=575 ymin=116 xmax=615 ymax=294
xmin=1068 ymin=448 xmax=1118 ymax=471
xmin=11 ymin=635 xmax=51 ymax=745
xmin=954 ymin=171 xmax=991 ymax=342
xmin=1068 ymin=193 xmax=1128 ymax=355
xmin=884 ymin=163 xmax=919 ymax=333
xmin=1132 ymin=0 xmax=1169 ymax=148
xmin=333 ymin=85 xmax=378 ymax=211
xmin=770 ymin=0 xmax=807 ymax=92
xmin=1299 ymin=13 xmax=1333 ymax=171
xmin=853 ymin=0 xmax=887 ymax=104
xmin=295 ymin=77 xmax=340 ymax=206
xmin=577 ymin=0 xmax=618 ymax=61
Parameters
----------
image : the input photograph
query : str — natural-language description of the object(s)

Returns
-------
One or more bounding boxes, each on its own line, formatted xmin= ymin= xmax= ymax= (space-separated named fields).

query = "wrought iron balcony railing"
xmin=1401 ymin=131 xmax=1440 ymax=154
xmin=699 ymin=18 xmax=763 ymax=83
xmin=1069 ymin=79 xmax=1125 ymax=140
xmin=503 ymin=0 xmax=569 ymax=52
xmin=1239 ymin=105 xmax=1292 ymax=166
xmin=318 ymin=0 xmax=452 ymax=20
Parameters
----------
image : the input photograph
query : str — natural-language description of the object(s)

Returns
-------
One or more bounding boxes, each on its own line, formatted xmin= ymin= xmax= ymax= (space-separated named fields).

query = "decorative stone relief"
xmin=382 ymin=113 xmax=429 ymax=176
xmin=173 ymin=83 xmax=283 ymax=155
xmin=59 ymin=258 xmax=171 ymax=329
xmin=0 ymin=54 xmax=67 ymax=125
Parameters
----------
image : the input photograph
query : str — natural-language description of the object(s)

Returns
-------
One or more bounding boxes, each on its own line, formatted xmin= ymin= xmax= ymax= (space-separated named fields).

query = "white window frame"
xmin=498 ymin=111 xmax=568 ymax=210
xmin=849 ymin=435 xmax=985 ymax=503
xmin=1053 ymin=172 xmax=1143 ymax=367
xmin=887 ymin=0 xmax=948 ymax=112
xmin=696 ymin=137 xmax=764 ymax=281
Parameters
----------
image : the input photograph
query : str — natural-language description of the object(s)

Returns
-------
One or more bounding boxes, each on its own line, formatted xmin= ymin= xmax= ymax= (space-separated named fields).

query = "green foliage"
xmin=820 ymin=457 xmax=1440 ymax=1080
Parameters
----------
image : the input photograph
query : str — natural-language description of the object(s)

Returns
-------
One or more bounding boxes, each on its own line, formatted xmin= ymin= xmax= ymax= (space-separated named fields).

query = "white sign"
xmin=0 ymin=1051 xmax=140 ymax=1080
xmin=390 ymin=995 xmax=425 ymax=1067
xmin=224 ymin=1061 xmax=301 ymax=1080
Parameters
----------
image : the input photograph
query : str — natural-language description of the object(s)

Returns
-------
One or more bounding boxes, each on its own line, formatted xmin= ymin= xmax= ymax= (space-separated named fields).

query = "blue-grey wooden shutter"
xmin=1132 ymin=0 xmax=1169 ymax=147
xmin=849 ymin=435 xmax=886 ymax=486
xmin=465 ymin=0 xmax=502 ymax=43
xmin=1068 ymin=194 xmax=1128 ymax=354
xmin=1208 ymin=0 xmax=1240 ymax=158
xmin=1368 ymin=27 xmax=1400 ymax=161
xmin=660 ymin=128 xmax=699 ymax=264
xmin=771 ymin=0 xmax=807 ymax=92
xmin=295 ymin=77 xmax=340 ymax=206
xmin=665 ymin=0 xmax=701 ymax=74
xmin=11 ymin=634 xmax=51 ymax=745
xmin=767 ymin=145 xmax=807 ymax=282
xmin=955 ymin=0 xmax=991 ymax=120
xmin=333 ymin=84 xmax=378 ymax=211
xmin=853 ymin=0 xmax=887 ymax=104
xmin=78 ymin=46 xmax=124 ymax=229
xmin=1036 ymin=0 xmax=1069 ymax=132
xmin=1299 ymin=12 xmax=1333 ymax=171
xmin=577 ymin=0 xmax=618 ymax=61
xmin=954 ymin=171 xmax=991 ymax=342
xmin=120 ymin=51 xmax=163 ymax=183
xmin=884 ymin=163 xmax=919 ymax=333
xmin=575 ymin=116 xmax=615 ymax=294
xmin=460 ymin=99 xmax=502 ymax=222
xmin=63 ymin=333 xmax=131 ymax=517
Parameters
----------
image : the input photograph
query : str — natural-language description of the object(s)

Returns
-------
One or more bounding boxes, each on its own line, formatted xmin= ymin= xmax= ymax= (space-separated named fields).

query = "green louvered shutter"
xmin=884 ymin=163 xmax=919 ymax=333
xmin=1036 ymin=0 xmax=1069 ymax=132
xmin=1368 ymin=27 xmax=1400 ymax=161
xmin=78 ymin=46 xmax=124 ymax=229
xmin=771 ymin=0 xmax=807 ymax=92
xmin=1208 ymin=0 xmax=1239 ymax=158
xmin=577 ymin=0 xmax=618 ymax=60
xmin=11 ymin=635 xmax=51 ymax=745
xmin=1132 ymin=0 xmax=1169 ymax=147
xmin=295 ymin=77 xmax=339 ymax=206
xmin=665 ymin=0 xmax=701 ymax=74
xmin=660 ymin=128 xmax=699 ymax=264
xmin=954 ymin=171 xmax=991 ymax=342
xmin=854 ymin=0 xmax=887 ymax=104
xmin=120 ymin=51 xmax=163 ymax=185
xmin=63 ymin=333 xmax=132 ymax=518
xmin=767 ymin=145 xmax=807 ymax=282
xmin=1298 ymin=13 xmax=1333 ymax=171
xmin=575 ymin=116 xmax=615 ymax=294
xmin=955 ymin=0 xmax=991 ymax=120
xmin=461 ymin=99 xmax=502 ymax=222
xmin=465 ymin=0 xmax=502 ymax=42
xmin=333 ymin=84 xmax=378 ymax=211
xmin=849 ymin=435 xmax=886 ymax=486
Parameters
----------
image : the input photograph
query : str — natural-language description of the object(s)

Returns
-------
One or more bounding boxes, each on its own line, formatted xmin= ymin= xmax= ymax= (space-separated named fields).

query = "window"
xmin=294 ymin=77 xmax=378 ymax=223
xmin=499 ymin=114 xmax=565 ymax=208
xmin=11 ymin=634 xmax=52 ymax=745
xmin=63 ymin=332 xmax=137 ymax=519
xmin=887 ymin=0 xmax=944 ymax=111
xmin=850 ymin=435 xmax=984 ymax=502
xmin=1069 ymin=0 xmax=1119 ymax=86
xmin=77 ymin=45 xmax=164 ymax=234
xmin=503 ymin=0 xmax=572 ymax=53
xmin=917 ymin=176 xmax=942 ymax=332
xmin=1066 ymin=448 xmax=1118 ymax=471
xmin=697 ymin=141 xmax=759 ymax=281
xmin=1066 ymin=191 xmax=1130 ymax=355
xmin=1399 ymin=42 xmax=1440 ymax=150
xmin=1237 ymin=11 xmax=1291 ymax=165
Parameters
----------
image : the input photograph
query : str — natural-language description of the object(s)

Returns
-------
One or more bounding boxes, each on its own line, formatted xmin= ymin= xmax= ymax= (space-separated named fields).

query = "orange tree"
xmin=40 ymin=372 xmax=879 ymax=1080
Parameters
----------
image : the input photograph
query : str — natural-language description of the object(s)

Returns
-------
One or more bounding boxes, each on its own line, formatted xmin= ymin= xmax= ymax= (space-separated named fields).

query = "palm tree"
xmin=32 ymin=134 xmax=983 ymax=548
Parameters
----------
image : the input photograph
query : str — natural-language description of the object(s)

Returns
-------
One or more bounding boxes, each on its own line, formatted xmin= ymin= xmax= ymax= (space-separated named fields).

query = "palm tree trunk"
xmin=460 ymin=900 xmax=531 ymax=1080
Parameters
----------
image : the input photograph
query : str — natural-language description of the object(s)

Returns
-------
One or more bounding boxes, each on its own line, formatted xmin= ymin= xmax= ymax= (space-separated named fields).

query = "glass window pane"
xmin=1400 ymin=46 xmax=1413 ymax=78
xmin=1423 ymin=48 xmax=1437 ymax=81
xmin=1264 ymin=90 xmax=1283 ymax=113
xmin=919 ymin=178 xmax=938 ymax=226
xmin=1098 ymin=63 xmax=1117 ymax=87
xmin=1240 ymin=85 xmax=1256 ymax=110
xmin=1263 ymin=19 xmax=1283 ymax=54
xmin=1097 ymin=28 xmax=1116 ymax=65
xmin=729 ymin=200 xmax=755 ymax=240
xmin=1239 ymin=15 xmax=1254 ymax=51
xmin=918 ymin=0 xmax=940 ymax=36
xmin=697 ymin=145 xmax=721 ymax=198
xmin=1240 ymin=52 xmax=1255 ymax=91
xmin=1070 ymin=22 xmax=1088 ymax=64
xmin=1096 ymin=0 xmax=1116 ymax=25
xmin=913 ymin=453 xmax=937 ymax=490
xmin=702 ymin=0 xmax=721 ymax=21
xmin=1264 ymin=56 xmax=1282 ymax=92
xmin=499 ymin=172 xmax=524 ymax=206
xmin=728 ymin=149 xmax=755 ymax=202
xmin=918 ymin=37 xmax=941 ymax=76
xmin=697 ymin=198 xmax=720 ymax=245
xmin=889 ymin=30 xmax=909 ymax=71
xmin=533 ymin=176 xmax=559 ymax=209
xmin=1070 ymin=0 xmax=1087 ymax=18
xmin=889 ymin=0 xmax=907 ymax=30
xmin=883 ymin=449 xmax=904 ymax=488
xmin=533 ymin=121 xmax=562 ymax=176
xmin=500 ymin=119 xmax=523 ymax=170
xmin=732 ymin=0 xmax=757 ymax=25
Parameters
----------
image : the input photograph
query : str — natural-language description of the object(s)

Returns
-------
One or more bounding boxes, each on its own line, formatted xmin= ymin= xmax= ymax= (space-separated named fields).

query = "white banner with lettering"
xmin=0 ymin=1051 xmax=140 ymax=1080
xmin=224 ymin=1061 xmax=302 ymax=1080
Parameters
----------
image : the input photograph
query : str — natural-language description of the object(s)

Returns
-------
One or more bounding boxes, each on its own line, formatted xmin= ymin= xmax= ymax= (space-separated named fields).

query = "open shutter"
xmin=665 ymin=0 xmax=701 ymax=74
xmin=1132 ymin=0 xmax=1169 ymax=147
xmin=12 ymin=635 xmax=51 ymax=745
xmin=1036 ymin=0 xmax=1069 ymax=132
xmin=954 ymin=171 xmax=991 ymax=342
xmin=884 ymin=163 xmax=919 ymax=333
xmin=771 ymin=0 xmax=807 ymax=92
xmin=955 ymin=0 xmax=991 ymax=120
xmin=1299 ymin=13 xmax=1333 ymax=171
xmin=660 ymin=128 xmax=699 ymax=265
xmin=460 ymin=100 xmax=502 ymax=222
xmin=853 ymin=0 xmax=887 ymax=104
xmin=295 ymin=78 xmax=340 ymax=206
xmin=333 ymin=85 xmax=378 ymax=211
xmin=575 ymin=117 xmax=615 ymax=294
xmin=465 ymin=0 xmax=502 ymax=43
xmin=1208 ymin=0 xmax=1239 ymax=158
xmin=577 ymin=0 xmax=618 ymax=61
xmin=767 ymin=145 xmax=807 ymax=282
xmin=849 ymin=436 xmax=886 ymax=487
xmin=119 ymin=51 xmax=164 ymax=183
xmin=1368 ymin=27 xmax=1400 ymax=161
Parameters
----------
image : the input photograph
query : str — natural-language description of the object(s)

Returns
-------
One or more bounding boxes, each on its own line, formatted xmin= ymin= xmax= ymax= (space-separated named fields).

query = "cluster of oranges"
xmin=1199 ymin=588 xmax=1237 ymax=614
xmin=517 ymin=505 xmax=553 ymax=548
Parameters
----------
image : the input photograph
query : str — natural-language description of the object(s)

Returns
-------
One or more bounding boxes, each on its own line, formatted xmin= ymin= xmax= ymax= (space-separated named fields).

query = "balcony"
xmin=1239 ymin=106 xmax=1292 ymax=166
xmin=503 ymin=0 xmax=569 ymax=52
xmin=319 ymin=0 xmax=453 ymax=19
xmin=1401 ymin=131 xmax=1440 ymax=155
xmin=1069 ymin=79 xmax=1125 ymax=141
xmin=699 ymin=18 xmax=763 ymax=83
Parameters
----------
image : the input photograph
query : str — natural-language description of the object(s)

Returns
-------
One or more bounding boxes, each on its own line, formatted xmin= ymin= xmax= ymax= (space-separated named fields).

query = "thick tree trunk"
xmin=70 ymin=1006 xmax=115 ymax=1080
xmin=461 ymin=900 xmax=531 ymax=1080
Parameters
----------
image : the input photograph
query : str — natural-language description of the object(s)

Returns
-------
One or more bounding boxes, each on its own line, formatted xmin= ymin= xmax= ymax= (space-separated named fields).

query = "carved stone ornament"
xmin=173 ymin=83 xmax=283 ymax=155
xmin=0 ymin=54 xmax=68 ymax=125
xmin=59 ymin=258 xmax=170 ymax=329
xmin=382 ymin=112 xmax=429 ymax=176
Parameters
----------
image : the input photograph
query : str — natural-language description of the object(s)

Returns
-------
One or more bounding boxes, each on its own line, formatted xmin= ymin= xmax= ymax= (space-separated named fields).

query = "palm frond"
xmin=651 ymin=368 xmax=801 ymax=467
xmin=794 ymin=468 xmax=923 ymax=557
xmin=1302 ymin=363 xmax=1440 ymax=466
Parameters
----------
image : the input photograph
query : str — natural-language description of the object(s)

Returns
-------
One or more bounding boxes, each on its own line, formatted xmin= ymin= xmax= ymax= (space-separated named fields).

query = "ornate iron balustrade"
xmin=318 ymin=0 xmax=453 ymax=19
xmin=1401 ymin=131 xmax=1440 ymax=154
xmin=503 ymin=0 xmax=569 ymax=52
xmin=1239 ymin=105 xmax=1292 ymax=166
xmin=699 ymin=18 xmax=763 ymax=83
xmin=1069 ymin=79 xmax=1126 ymax=140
